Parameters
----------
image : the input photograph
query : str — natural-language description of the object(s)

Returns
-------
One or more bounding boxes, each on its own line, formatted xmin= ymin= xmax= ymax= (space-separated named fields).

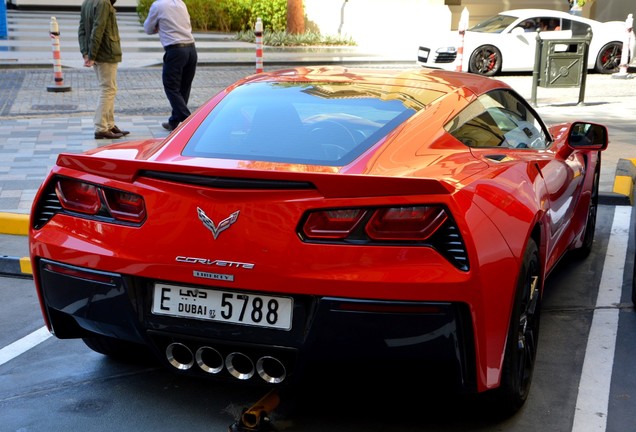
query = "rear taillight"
xmin=102 ymin=189 xmax=147 ymax=223
xmin=301 ymin=205 xmax=448 ymax=242
xmin=366 ymin=206 xmax=447 ymax=241
xmin=302 ymin=209 xmax=368 ymax=239
xmin=54 ymin=178 xmax=146 ymax=224
xmin=55 ymin=178 xmax=101 ymax=214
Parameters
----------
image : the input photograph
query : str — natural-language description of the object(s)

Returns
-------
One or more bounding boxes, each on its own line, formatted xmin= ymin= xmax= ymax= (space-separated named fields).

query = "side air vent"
xmin=485 ymin=154 xmax=507 ymax=162
xmin=32 ymin=184 xmax=62 ymax=229
xmin=432 ymin=221 xmax=469 ymax=271
xmin=140 ymin=171 xmax=315 ymax=190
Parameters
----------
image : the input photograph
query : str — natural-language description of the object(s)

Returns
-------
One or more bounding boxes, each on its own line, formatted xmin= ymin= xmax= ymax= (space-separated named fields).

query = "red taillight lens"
xmin=102 ymin=189 xmax=146 ymax=223
xmin=302 ymin=209 xmax=367 ymax=239
xmin=54 ymin=178 xmax=146 ymax=224
xmin=301 ymin=205 xmax=449 ymax=242
xmin=366 ymin=206 xmax=448 ymax=241
xmin=55 ymin=178 xmax=101 ymax=214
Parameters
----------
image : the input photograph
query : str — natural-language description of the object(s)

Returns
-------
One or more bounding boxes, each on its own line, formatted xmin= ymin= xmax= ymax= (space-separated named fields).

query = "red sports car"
xmin=29 ymin=66 xmax=607 ymax=415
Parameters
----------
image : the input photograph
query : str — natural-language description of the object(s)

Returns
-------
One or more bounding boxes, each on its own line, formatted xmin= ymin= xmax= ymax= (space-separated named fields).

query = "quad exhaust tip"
xmin=165 ymin=343 xmax=287 ymax=383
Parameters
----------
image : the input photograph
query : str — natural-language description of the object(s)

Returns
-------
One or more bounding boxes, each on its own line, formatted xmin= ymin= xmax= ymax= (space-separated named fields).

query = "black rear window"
xmin=182 ymin=82 xmax=442 ymax=166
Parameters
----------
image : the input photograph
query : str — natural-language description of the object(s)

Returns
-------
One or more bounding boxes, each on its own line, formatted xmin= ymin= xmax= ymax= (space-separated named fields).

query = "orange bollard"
xmin=255 ymin=17 xmax=263 ymax=74
xmin=455 ymin=7 xmax=469 ymax=72
xmin=47 ymin=16 xmax=71 ymax=93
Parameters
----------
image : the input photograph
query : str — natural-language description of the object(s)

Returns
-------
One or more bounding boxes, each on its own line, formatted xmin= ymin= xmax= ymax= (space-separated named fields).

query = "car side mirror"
xmin=511 ymin=27 xmax=525 ymax=36
xmin=567 ymin=122 xmax=609 ymax=150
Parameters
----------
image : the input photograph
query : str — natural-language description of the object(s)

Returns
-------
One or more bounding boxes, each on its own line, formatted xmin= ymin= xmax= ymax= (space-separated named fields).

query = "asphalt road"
xmin=1 ymin=204 xmax=635 ymax=432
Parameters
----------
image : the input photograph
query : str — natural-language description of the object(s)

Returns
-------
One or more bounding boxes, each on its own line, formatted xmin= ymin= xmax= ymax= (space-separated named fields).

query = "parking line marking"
xmin=0 ymin=326 xmax=52 ymax=367
xmin=571 ymin=205 xmax=631 ymax=432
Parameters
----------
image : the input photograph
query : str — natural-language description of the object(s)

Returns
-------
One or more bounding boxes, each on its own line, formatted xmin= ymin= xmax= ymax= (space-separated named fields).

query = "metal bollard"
xmin=47 ymin=16 xmax=71 ymax=93
xmin=255 ymin=17 xmax=263 ymax=74
xmin=612 ymin=13 xmax=633 ymax=79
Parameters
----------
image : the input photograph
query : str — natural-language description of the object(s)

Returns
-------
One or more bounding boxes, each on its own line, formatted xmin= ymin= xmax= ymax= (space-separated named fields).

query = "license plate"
xmin=151 ymin=283 xmax=293 ymax=330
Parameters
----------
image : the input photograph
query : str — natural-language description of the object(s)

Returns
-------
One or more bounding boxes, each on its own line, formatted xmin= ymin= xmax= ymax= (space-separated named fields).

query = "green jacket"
xmin=78 ymin=0 xmax=122 ymax=63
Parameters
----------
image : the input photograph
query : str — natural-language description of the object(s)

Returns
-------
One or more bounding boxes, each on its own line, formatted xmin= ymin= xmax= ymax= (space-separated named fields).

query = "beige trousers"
xmin=93 ymin=62 xmax=118 ymax=133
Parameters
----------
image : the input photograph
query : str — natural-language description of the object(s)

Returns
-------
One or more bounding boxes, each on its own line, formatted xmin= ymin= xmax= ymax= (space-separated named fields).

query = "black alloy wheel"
xmin=490 ymin=238 xmax=541 ymax=416
xmin=468 ymin=45 xmax=502 ymax=76
xmin=595 ymin=42 xmax=623 ymax=74
xmin=573 ymin=165 xmax=600 ymax=259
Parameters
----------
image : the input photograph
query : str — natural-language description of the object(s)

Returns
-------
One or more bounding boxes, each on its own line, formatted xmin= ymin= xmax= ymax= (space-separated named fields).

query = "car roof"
xmin=241 ymin=66 xmax=509 ymax=98
xmin=499 ymin=8 xmax=599 ymax=24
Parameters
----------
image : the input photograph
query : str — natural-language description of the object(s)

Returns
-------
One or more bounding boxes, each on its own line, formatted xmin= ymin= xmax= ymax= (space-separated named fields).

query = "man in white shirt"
xmin=143 ymin=0 xmax=198 ymax=131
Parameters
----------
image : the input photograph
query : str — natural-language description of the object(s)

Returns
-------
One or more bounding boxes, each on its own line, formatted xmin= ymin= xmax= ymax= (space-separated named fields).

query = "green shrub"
xmin=136 ymin=0 xmax=355 ymax=46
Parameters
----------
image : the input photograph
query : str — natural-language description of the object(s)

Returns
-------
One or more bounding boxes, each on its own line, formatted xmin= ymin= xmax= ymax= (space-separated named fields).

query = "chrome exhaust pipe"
xmin=166 ymin=342 xmax=194 ymax=370
xmin=225 ymin=352 xmax=255 ymax=380
xmin=256 ymin=356 xmax=287 ymax=384
xmin=195 ymin=346 xmax=224 ymax=374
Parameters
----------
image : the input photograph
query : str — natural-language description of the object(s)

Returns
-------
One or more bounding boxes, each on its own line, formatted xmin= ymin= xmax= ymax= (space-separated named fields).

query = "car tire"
xmin=468 ymin=45 xmax=502 ymax=76
xmin=595 ymin=42 xmax=622 ymax=74
xmin=488 ymin=238 xmax=541 ymax=416
xmin=572 ymin=163 xmax=600 ymax=259
xmin=82 ymin=335 xmax=157 ymax=365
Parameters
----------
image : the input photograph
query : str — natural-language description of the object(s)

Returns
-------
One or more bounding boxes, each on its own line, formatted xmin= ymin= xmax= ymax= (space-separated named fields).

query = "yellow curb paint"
xmin=20 ymin=257 xmax=33 ymax=275
xmin=0 ymin=212 xmax=29 ymax=235
xmin=612 ymin=175 xmax=634 ymax=204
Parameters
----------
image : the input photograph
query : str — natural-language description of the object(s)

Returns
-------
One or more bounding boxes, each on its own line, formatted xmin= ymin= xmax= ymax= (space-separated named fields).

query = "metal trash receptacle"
xmin=540 ymin=38 xmax=589 ymax=87
xmin=531 ymin=30 xmax=592 ymax=105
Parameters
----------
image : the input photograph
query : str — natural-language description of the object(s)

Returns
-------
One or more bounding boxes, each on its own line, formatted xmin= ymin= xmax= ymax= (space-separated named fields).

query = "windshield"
xmin=469 ymin=14 xmax=517 ymax=33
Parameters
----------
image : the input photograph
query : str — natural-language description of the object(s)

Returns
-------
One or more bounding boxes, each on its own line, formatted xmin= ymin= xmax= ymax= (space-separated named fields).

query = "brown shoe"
xmin=111 ymin=125 xmax=130 ymax=136
xmin=95 ymin=130 xmax=124 ymax=139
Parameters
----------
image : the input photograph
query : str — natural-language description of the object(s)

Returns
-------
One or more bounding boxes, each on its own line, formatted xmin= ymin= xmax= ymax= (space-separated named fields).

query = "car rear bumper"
xmin=35 ymin=257 xmax=478 ymax=391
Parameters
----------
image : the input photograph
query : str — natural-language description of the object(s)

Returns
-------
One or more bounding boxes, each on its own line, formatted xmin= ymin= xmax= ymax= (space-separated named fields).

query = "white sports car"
xmin=417 ymin=9 xmax=630 ymax=76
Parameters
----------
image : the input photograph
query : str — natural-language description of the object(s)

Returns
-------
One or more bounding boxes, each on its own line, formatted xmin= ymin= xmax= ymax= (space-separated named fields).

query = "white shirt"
xmin=143 ymin=0 xmax=195 ymax=47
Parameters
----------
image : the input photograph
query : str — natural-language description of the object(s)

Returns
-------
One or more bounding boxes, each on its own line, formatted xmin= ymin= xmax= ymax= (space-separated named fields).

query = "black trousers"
xmin=162 ymin=44 xmax=198 ymax=128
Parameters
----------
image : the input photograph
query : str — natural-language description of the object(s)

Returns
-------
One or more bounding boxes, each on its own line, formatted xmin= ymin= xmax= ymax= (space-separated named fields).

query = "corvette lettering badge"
xmin=197 ymin=207 xmax=239 ymax=239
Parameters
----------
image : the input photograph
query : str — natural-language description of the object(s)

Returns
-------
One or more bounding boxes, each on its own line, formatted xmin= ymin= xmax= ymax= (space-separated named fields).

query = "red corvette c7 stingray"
xmin=29 ymin=66 xmax=608 ymax=415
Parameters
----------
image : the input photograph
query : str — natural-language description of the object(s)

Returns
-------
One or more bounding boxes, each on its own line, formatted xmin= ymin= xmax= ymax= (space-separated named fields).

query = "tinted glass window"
xmin=183 ymin=82 xmax=444 ymax=165
xmin=444 ymin=90 xmax=549 ymax=149
xmin=470 ymin=14 xmax=517 ymax=33
xmin=571 ymin=20 xmax=591 ymax=37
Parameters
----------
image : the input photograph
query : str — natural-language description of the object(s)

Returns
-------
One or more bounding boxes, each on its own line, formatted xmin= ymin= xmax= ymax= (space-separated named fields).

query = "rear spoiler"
xmin=55 ymin=153 xmax=455 ymax=198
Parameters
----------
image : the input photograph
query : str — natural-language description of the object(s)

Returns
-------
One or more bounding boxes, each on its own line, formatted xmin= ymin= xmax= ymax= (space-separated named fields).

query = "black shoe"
xmin=111 ymin=125 xmax=130 ymax=136
xmin=95 ymin=130 xmax=124 ymax=139
xmin=162 ymin=122 xmax=177 ymax=131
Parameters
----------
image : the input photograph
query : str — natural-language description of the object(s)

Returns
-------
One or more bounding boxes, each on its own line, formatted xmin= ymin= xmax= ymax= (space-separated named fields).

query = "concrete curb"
xmin=0 ymin=213 xmax=31 ymax=277
xmin=0 ymin=255 xmax=32 ymax=278
xmin=611 ymin=158 xmax=636 ymax=206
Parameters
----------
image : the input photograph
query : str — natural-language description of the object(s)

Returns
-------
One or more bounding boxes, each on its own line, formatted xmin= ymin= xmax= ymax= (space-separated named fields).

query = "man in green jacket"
xmin=79 ymin=0 xmax=129 ymax=139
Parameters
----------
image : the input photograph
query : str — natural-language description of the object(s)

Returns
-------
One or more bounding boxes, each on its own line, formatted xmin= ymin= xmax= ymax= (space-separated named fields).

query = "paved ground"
xmin=1 ymin=9 xmax=635 ymax=277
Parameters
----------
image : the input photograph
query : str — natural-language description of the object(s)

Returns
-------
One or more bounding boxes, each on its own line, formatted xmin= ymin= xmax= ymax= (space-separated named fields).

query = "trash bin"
xmin=0 ymin=0 xmax=8 ymax=39
xmin=531 ymin=30 xmax=592 ymax=105
xmin=539 ymin=38 xmax=589 ymax=87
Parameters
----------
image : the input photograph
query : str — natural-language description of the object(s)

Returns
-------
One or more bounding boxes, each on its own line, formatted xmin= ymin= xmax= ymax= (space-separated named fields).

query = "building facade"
xmin=303 ymin=0 xmax=634 ymax=51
